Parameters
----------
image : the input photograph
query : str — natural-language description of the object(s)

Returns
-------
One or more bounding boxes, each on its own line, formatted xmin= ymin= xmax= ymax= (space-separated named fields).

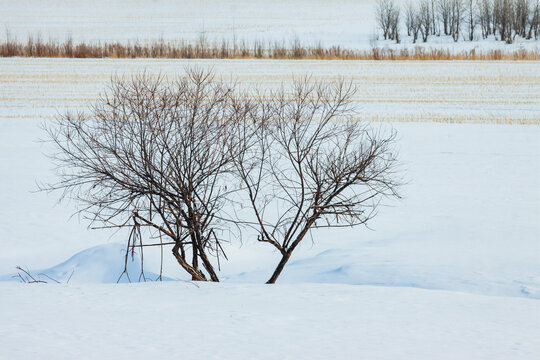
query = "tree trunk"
xmin=191 ymin=241 xmax=199 ymax=281
xmin=266 ymin=252 xmax=291 ymax=284
xmin=172 ymin=242 xmax=207 ymax=281
xmin=197 ymin=246 xmax=220 ymax=282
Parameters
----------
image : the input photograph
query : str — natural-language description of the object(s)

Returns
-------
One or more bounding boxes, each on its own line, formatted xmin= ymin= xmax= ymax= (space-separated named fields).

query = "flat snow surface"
xmin=1 ymin=0 xmax=539 ymax=52
xmin=0 ymin=58 xmax=539 ymax=358
xmin=2 ymin=282 xmax=540 ymax=360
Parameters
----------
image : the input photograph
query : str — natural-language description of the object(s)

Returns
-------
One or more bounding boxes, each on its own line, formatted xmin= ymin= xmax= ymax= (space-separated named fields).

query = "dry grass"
xmin=1 ymin=36 xmax=539 ymax=60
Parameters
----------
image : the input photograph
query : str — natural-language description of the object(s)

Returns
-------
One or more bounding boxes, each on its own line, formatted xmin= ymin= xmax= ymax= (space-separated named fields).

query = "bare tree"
xmin=450 ymin=0 xmax=465 ymax=41
xmin=406 ymin=2 xmax=416 ymax=36
xmin=234 ymin=79 xmax=400 ymax=284
xmin=420 ymin=0 xmax=434 ymax=41
xmin=466 ymin=0 xmax=478 ymax=40
xmin=514 ymin=0 xmax=532 ymax=37
xmin=413 ymin=13 xmax=424 ymax=42
xmin=494 ymin=0 xmax=515 ymax=42
xmin=479 ymin=0 xmax=494 ymax=38
xmin=376 ymin=0 xmax=393 ymax=40
xmin=431 ymin=0 xmax=440 ymax=34
xmin=493 ymin=0 xmax=502 ymax=37
xmin=391 ymin=6 xmax=402 ymax=43
xmin=44 ymin=69 xmax=254 ymax=282
xmin=376 ymin=0 xmax=401 ymax=42
xmin=528 ymin=0 xmax=540 ymax=39
xmin=405 ymin=2 xmax=423 ymax=42
xmin=439 ymin=0 xmax=454 ymax=34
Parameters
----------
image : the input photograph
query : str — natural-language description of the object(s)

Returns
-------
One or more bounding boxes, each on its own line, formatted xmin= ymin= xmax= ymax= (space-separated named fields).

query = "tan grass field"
xmin=2 ymin=38 xmax=539 ymax=61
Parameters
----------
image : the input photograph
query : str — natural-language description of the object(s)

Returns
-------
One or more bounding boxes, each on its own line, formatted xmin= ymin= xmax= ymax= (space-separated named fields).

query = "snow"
xmin=1 ymin=0 xmax=538 ymax=52
xmin=1 ymin=0 xmax=375 ymax=47
xmin=0 ymin=243 xmax=168 ymax=284
xmin=0 ymin=59 xmax=539 ymax=298
xmin=0 ymin=57 xmax=539 ymax=357
xmin=1 ymin=282 xmax=540 ymax=360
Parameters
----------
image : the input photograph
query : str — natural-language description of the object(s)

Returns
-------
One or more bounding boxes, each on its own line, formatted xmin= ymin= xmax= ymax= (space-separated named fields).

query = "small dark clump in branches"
xmin=44 ymin=68 xmax=400 ymax=283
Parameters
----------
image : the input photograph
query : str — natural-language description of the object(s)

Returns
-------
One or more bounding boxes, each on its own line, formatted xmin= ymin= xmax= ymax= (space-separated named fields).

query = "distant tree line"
xmin=376 ymin=0 xmax=540 ymax=43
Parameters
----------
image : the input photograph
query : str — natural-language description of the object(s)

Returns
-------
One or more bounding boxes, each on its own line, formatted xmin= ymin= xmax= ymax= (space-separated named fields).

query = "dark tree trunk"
xmin=198 ymin=245 xmax=220 ymax=282
xmin=266 ymin=253 xmax=291 ymax=284
xmin=172 ymin=243 xmax=207 ymax=281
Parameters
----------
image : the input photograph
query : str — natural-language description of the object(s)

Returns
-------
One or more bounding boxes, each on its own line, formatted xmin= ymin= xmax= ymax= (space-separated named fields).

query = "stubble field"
xmin=1 ymin=58 xmax=539 ymax=124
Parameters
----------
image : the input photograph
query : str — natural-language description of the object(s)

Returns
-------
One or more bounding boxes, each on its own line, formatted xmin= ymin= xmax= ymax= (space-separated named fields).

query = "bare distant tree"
xmin=235 ymin=79 xmax=400 ymax=284
xmin=376 ymin=0 xmax=401 ymax=42
xmin=479 ymin=0 xmax=494 ymax=38
xmin=406 ymin=2 xmax=416 ymax=36
xmin=413 ymin=13 xmax=424 ymax=41
xmin=466 ymin=0 xmax=478 ymax=40
xmin=391 ymin=6 xmax=402 ymax=43
xmin=44 ymin=69 xmax=253 ymax=282
xmin=528 ymin=0 xmax=540 ymax=39
xmin=431 ymin=0 xmax=440 ymax=34
xmin=494 ymin=0 xmax=515 ymax=42
xmin=450 ymin=0 xmax=465 ymax=41
xmin=420 ymin=0 xmax=434 ymax=41
xmin=376 ymin=0 xmax=393 ymax=39
xmin=514 ymin=0 xmax=532 ymax=37
xmin=439 ymin=0 xmax=454 ymax=34
xmin=405 ymin=2 xmax=423 ymax=42
xmin=493 ymin=0 xmax=502 ymax=37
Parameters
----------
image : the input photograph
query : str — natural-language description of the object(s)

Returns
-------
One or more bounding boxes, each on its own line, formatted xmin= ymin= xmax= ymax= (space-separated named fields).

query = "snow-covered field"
xmin=2 ymin=282 xmax=540 ymax=360
xmin=2 ymin=103 xmax=538 ymax=296
xmin=1 ymin=0 xmax=540 ymax=349
xmin=0 ymin=0 xmax=374 ymax=46
xmin=0 ymin=55 xmax=539 ymax=357
xmin=1 ymin=0 xmax=539 ymax=52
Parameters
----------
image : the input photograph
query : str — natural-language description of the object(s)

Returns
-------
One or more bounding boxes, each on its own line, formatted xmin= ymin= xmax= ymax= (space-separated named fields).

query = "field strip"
xmin=1 ymin=58 xmax=539 ymax=124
